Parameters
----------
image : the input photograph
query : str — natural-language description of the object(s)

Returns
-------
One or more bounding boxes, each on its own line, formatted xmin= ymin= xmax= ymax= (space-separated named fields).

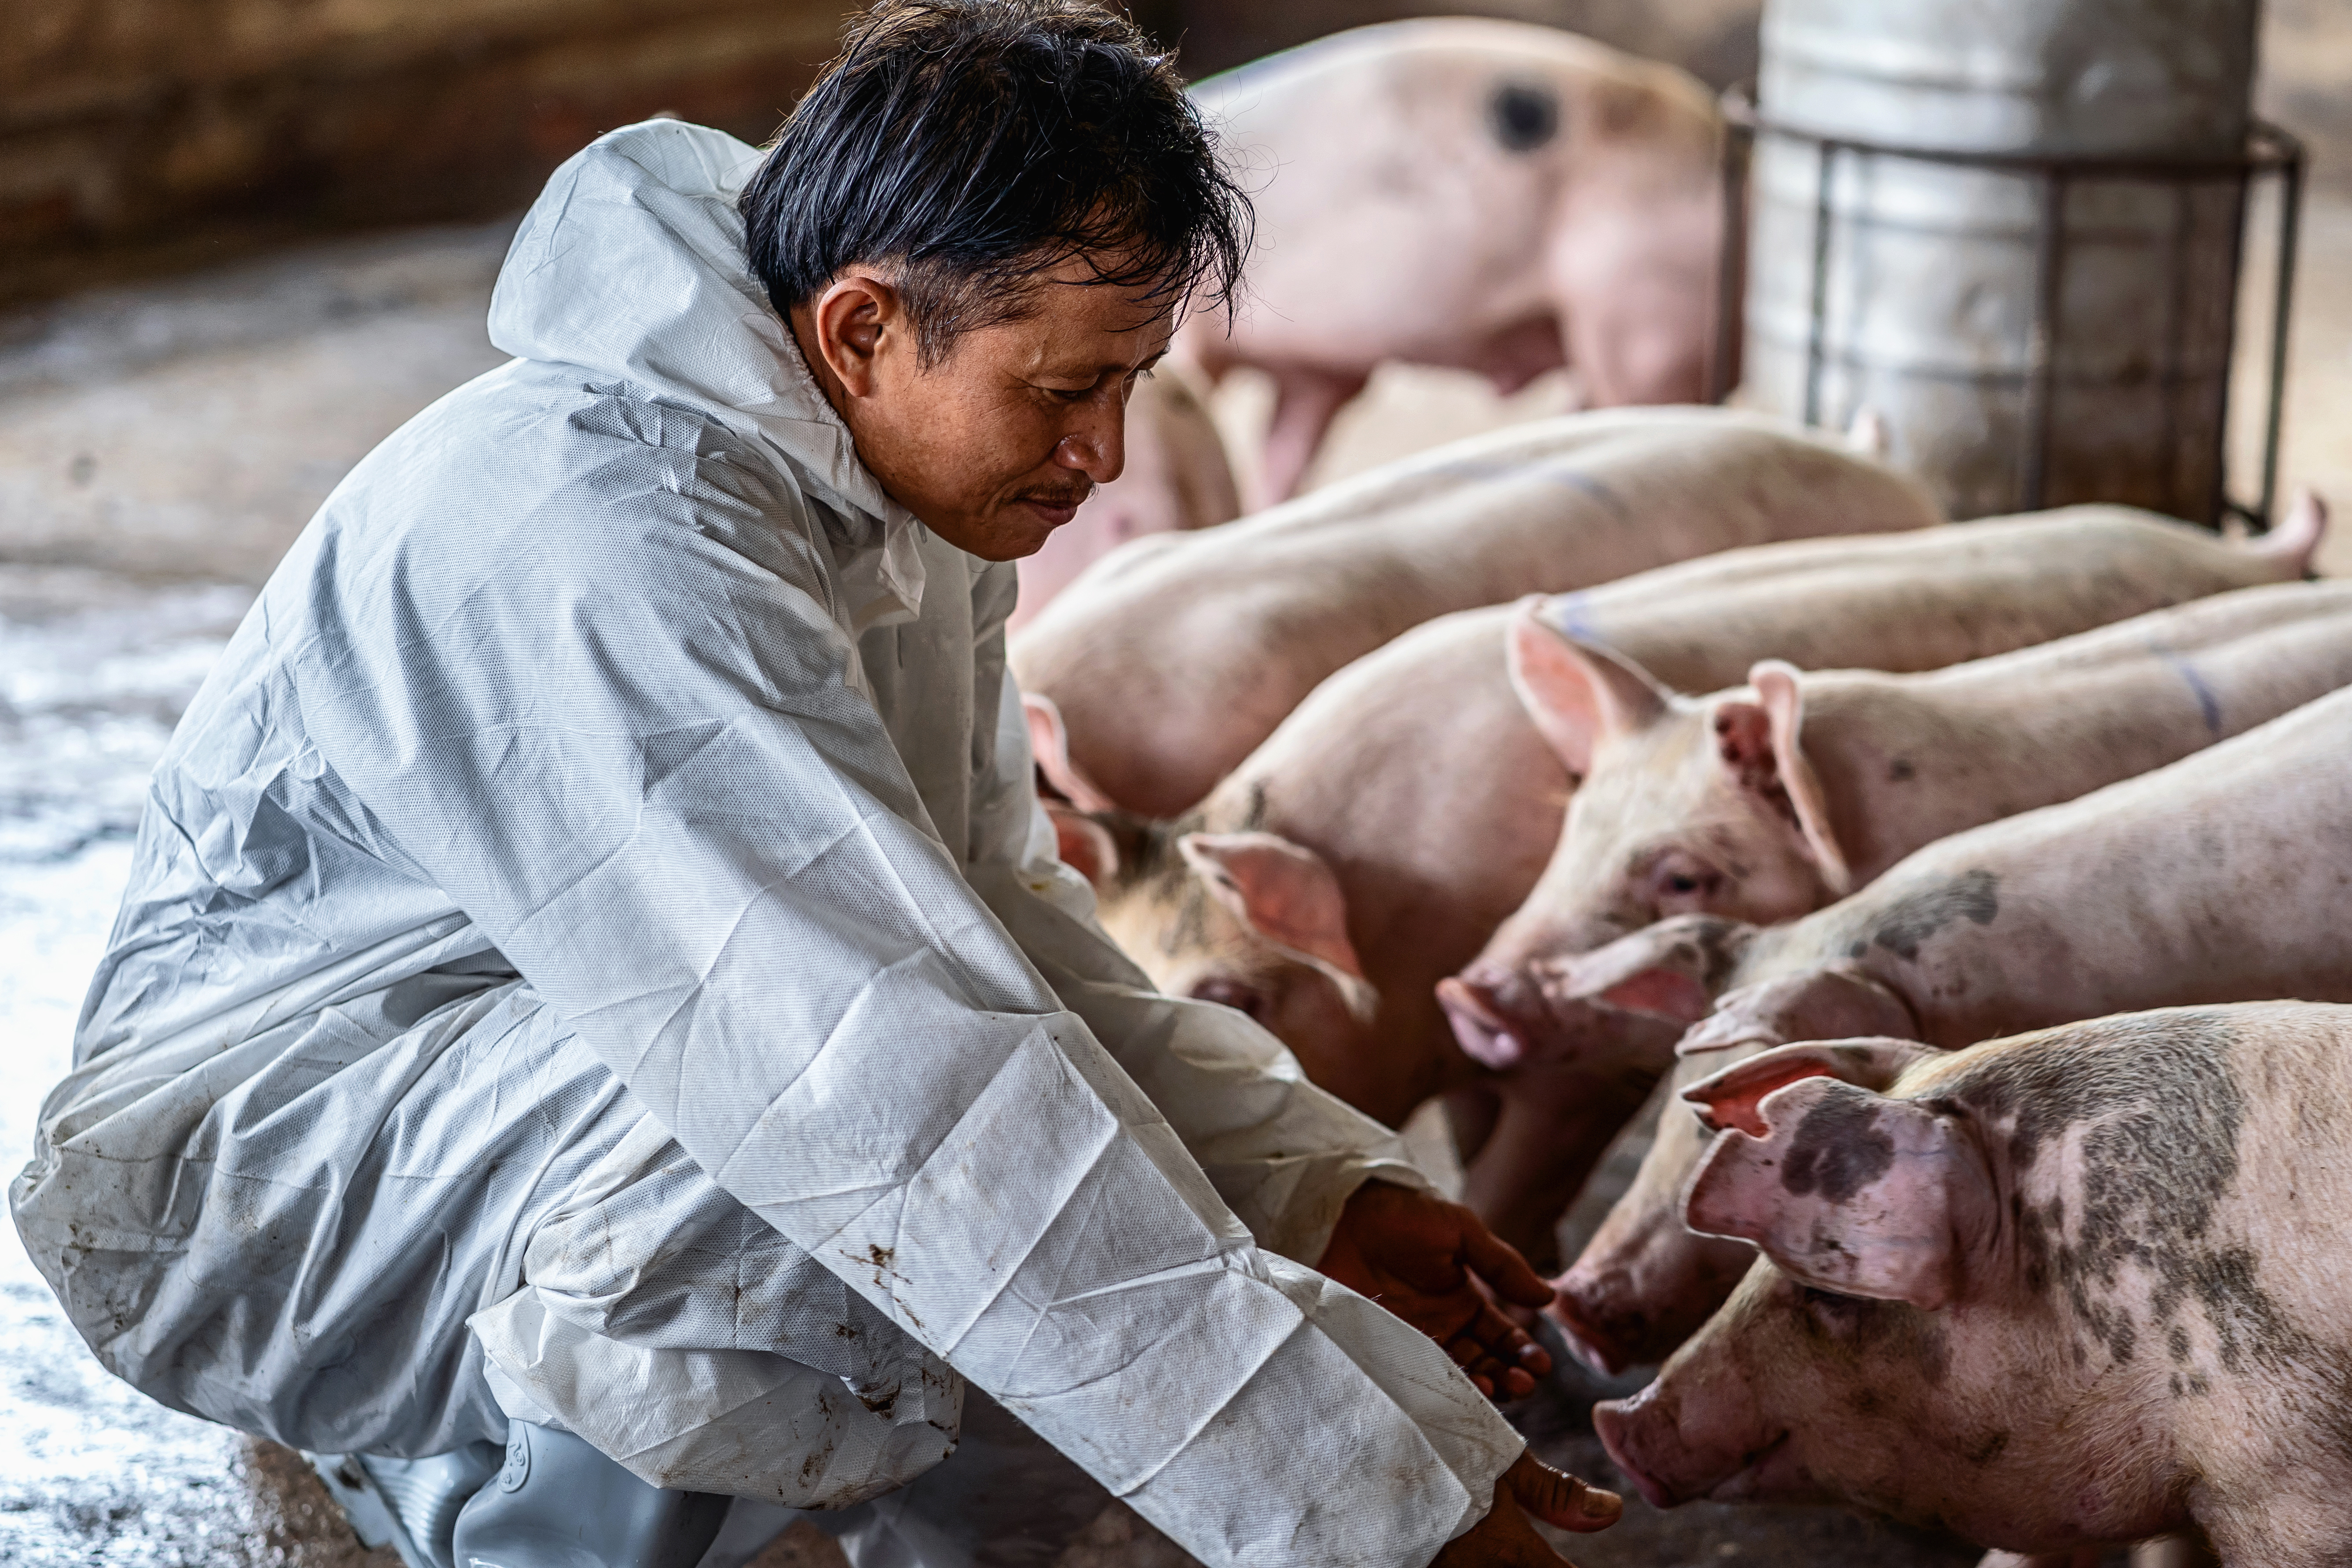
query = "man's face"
xmin=790 ymin=256 xmax=1176 ymax=562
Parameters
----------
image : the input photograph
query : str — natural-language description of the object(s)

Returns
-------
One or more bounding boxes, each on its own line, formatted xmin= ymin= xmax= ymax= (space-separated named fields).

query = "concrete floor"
xmin=1 ymin=185 xmax=2342 ymax=1564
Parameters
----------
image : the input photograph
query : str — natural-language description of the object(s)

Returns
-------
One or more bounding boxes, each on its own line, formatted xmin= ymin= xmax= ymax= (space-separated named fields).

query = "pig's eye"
xmin=1189 ymin=977 xmax=1267 ymax=1022
xmin=1647 ymin=852 xmax=1723 ymax=905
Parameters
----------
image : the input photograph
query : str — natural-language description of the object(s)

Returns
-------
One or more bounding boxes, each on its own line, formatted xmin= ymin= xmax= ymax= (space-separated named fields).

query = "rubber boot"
xmin=308 ymin=1443 xmax=505 ymax=1568
xmin=450 ymin=1421 xmax=731 ymax=1568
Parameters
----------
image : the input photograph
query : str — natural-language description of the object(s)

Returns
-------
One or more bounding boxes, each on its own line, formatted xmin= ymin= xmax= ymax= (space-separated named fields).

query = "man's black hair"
xmin=740 ymin=0 xmax=1251 ymax=365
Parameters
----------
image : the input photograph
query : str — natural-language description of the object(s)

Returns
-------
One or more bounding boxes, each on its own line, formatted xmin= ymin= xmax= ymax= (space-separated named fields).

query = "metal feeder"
xmin=1711 ymin=84 xmax=2303 ymax=530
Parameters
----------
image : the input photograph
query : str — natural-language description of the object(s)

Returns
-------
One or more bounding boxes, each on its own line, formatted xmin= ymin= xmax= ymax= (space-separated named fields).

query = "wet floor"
xmin=4 ymin=190 xmax=2343 ymax=1563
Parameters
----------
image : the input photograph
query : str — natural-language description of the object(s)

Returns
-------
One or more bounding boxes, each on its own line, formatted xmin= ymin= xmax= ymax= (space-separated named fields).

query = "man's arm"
xmin=964 ymin=563 xmax=1554 ymax=1396
xmin=299 ymin=451 xmax=1520 ymax=1568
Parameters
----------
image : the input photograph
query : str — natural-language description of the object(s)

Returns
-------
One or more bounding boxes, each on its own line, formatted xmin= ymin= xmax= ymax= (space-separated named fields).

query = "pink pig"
xmin=1552 ymin=675 xmax=2352 ymax=1374
xmin=1185 ymin=18 xmax=1724 ymax=506
xmin=1594 ymin=1001 xmax=2352 ymax=1567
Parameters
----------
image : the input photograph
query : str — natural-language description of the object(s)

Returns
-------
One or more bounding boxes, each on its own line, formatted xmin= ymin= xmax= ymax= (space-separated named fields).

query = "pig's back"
xmin=1781 ymin=685 xmax=2352 ymax=1045
xmin=1581 ymin=506 xmax=2303 ymax=683
xmin=1013 ymin=409 xmax=1935 ymax=817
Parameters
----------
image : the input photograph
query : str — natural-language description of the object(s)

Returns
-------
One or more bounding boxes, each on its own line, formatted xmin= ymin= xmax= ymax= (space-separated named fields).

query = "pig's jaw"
xmin=1553 ymin=1233 xmax=1752 ymax=1373
xmin=1547 ymin=1272 xmax=1645 ymax=1375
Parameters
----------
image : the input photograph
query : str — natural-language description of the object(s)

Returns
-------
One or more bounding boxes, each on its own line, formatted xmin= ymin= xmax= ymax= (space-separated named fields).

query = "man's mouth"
xmin=1016 ymin=489 xmax=1091 ymax=527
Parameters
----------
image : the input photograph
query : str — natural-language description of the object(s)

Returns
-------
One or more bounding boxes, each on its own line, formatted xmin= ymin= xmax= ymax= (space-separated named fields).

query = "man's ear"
xmin=1023 ymin=693 xmax=1118 ymax=813
xmin=805 ymin=272 xmax=904 ymax=397
xmin=1177 ymin=831 xmax=1376 ymax=1018
xmin=1553 ymin=915 xmax=1750 ymax=1024
xmin=1045 ymin=803 xmax=1119 ymax=888
xmin=1712 ymin=662 xmax=1852 ymax=894
xmin=1507 ymin=599 xmax=1673 ymax=775
xmin=1683 ymin=1037 xmax=1946 ymax=1136
xmin=1683 ymin=1076 xmax=1990 ymax=1310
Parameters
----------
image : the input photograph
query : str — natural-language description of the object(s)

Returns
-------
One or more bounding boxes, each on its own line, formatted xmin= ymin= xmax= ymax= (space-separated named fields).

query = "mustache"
xmin=1017 ymin=482 xmax=1094 ymax=511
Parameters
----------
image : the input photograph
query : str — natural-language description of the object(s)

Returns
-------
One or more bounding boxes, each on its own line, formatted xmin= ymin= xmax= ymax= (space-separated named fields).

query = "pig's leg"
xmin=1252 ymin=366 xmax=1367 ymax=510
xmin=1458 ymin=1014 xmax=1684 ymax=1270
xmin=2131 ymin=1539 xmax=2219 ymax=1568
xmin=1978 ymin=1553 xmax=2106 ymax=1568
xmin=1443 ymin=1084 xmax=1503 ymax=1164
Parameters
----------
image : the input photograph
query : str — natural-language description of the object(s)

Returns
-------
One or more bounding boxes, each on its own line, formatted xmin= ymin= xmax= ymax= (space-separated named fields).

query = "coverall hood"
xmin=488 ymin=119 xmax=928 ymax=632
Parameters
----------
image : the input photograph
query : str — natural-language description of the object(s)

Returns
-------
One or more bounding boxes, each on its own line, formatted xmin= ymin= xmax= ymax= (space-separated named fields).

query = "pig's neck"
xmin=1792 ymin=662 xmax=2198 ymax=888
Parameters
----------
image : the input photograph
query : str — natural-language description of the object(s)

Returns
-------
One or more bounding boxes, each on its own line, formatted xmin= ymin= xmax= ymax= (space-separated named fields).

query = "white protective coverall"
xmin=10 ymin=121 xmax=1523 ymax=1568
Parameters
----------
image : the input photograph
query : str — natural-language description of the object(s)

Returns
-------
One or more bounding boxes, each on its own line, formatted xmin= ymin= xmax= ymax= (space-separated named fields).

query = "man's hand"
xmin=1434 ymin=1452 xmax=1623 ymax=1568
xmin=1316 ymin=1181 xmax=1556 ymax=1398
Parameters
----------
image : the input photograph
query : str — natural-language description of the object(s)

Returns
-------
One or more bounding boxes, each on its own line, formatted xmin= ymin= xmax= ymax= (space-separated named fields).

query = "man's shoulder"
xmin=328 ymin=364 xmax=813 ymax=567
xmin=402 ymin=362 xmax=790 ymax=492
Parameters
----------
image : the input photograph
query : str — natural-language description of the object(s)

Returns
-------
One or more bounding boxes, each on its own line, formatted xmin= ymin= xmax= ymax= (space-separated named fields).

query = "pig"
xmin=1010 ymin=362 xmax=1240 ymax=635
xmin=1013 ymin=406 xmax=1942 ymax=819
xmin=1185 ymin=18 xmax=1725 ymax=507
xmin=1593 ymin=1001 xmax=2352 ymax=1567
xmin=1447 ymin=496 xmax=2335 ymax=1058
xmin=1550 ymin=676 xmax=2352 ymax=1372
xmin=1049 ymin=504 xmax=2320 ymax=1263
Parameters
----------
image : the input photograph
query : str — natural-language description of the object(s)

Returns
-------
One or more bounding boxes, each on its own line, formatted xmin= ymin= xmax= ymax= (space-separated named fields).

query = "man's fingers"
xmin=1460 ymin=1216 xmax=1556 ymax=1309
xmin=1448 ymin=1339 xmax=1537 ymax=1401
xmin=1462 ymin=1298 xmax=1555 ymax=1380
xmin=1505 ymin=1452 xmax=1622 ymax=1533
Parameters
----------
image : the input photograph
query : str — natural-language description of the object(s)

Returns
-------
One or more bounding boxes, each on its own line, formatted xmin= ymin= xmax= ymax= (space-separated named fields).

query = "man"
xmin=12 ymin=5 xmax=1622 ymax=1566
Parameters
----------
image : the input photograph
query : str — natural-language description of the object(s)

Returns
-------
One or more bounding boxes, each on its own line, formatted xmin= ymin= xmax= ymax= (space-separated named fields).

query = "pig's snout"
xmin=1547 ymin=1265 xmax=1652 ymax=1375
xmin=1594 ymin=1382 xmax=1787 ymax=1512
xmin=1554 ymin=1229 xmax=1755 ymax=1374
xmin=1436 ymin=972 xmax=1531 ymax=1069
xmin=1591 ymin=1390 xmax=1678 ymax=1508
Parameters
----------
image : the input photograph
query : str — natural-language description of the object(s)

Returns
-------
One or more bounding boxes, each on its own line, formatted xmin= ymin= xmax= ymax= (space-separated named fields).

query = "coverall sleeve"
xmin=293 ymin=444 xmax=1518 ymax=1568
xmin=957 ymin=559 xmax=1433 ymax=1266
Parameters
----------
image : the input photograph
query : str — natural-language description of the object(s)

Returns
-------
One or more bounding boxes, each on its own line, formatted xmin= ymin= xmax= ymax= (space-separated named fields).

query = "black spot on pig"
xmin=2194 ymin=1246 xmax=2311 ymax=1378
xmin=1488 ymin=80 xmax=1561 ymax=153
xmin=1939 ymin=1011 xmax=2351 ymax=1435
xmin=1887 ymin=758 xmax=1917 ymax=782
xmin=1863 ymin=870 xmax=2000 ymax=960
xmin=1963 ymin=1429 xmax=2009 ymax=1466
xmin=1780 ymin=1084 xmax=1896 ymax=1202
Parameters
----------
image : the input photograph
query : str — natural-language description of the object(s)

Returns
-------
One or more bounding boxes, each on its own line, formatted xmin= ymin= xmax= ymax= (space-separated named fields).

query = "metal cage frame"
xmin=1708 ymin=84 xmax=2304 ymax=530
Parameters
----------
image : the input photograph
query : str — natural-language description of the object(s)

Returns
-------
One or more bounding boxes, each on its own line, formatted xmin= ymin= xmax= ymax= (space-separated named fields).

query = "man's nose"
xmin=1055 ymin=395 xmax=1126 ymax=486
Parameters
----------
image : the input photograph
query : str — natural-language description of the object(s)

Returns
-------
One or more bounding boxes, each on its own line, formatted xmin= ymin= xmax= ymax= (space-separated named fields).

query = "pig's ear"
xmin=1507 ymin=601 xmax=1673 ymax=775
xmin=1683 ymin=1037 xmax=1945 ymax=1136
xmin=1556 ymin=915 xmax=1749 ymax=1024
xmin=1683 ymin=1076 xmax=1988 ymax=1310
xmin=1023 ymin=693 xmax=1117 ymax=814
xmin=1045 ymin=802 xmax=1119 ymax=888
xmin=1714 ymin=664 xmax=1853 ymax=895
xmin=1178 ymin=832 xmax=1377 ymax=1019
